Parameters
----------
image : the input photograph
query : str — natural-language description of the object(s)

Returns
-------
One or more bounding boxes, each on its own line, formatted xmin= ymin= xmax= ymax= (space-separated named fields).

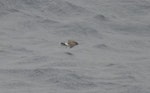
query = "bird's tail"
xmin=60 ymin=42 xmax=67 ymax=46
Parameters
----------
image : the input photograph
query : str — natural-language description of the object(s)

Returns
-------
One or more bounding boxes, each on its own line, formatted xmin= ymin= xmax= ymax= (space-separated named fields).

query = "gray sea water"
xmin=0 ymin=0 xmax=150 ymax=93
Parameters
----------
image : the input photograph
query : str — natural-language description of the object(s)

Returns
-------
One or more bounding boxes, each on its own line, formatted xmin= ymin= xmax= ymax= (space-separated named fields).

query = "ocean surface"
xmin=0 ymin=0 xmax=150 ymax=93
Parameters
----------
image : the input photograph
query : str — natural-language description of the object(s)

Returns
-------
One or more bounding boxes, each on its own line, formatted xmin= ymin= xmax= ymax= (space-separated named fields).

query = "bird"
xmin=61 ymin=40 xmax=78 ymax=48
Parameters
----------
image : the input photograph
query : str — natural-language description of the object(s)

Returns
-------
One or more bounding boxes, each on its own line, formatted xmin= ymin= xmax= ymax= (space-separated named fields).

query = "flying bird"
xmin=61 ymin=40 xmax=78 ymax=48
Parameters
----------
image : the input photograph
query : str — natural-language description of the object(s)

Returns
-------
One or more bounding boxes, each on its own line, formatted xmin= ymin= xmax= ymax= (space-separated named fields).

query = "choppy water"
xmin=0 ymin=0 xmax=150 ymax=93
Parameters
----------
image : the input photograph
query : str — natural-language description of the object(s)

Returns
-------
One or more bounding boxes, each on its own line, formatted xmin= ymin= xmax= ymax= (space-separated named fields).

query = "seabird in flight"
xmin=61 ymin=40 xmax=78 ymax=48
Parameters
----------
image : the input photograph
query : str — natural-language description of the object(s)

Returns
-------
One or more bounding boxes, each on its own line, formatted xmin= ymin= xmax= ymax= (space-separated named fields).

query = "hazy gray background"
xmin=0 ymin=0 xmax=150 ymax=93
